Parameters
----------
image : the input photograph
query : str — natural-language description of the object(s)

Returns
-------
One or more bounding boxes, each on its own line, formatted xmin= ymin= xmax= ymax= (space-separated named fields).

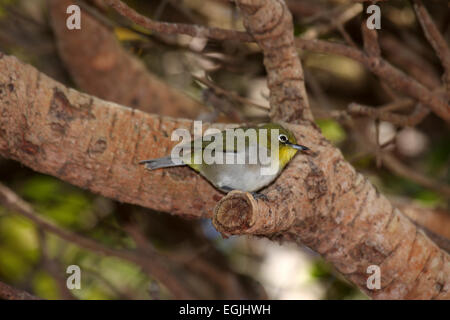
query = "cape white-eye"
xmin=139 ymin=123 xmax=309 ymax=194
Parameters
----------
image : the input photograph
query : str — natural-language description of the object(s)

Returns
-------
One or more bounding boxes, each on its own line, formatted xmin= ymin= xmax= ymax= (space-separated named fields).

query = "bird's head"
xmin=258 ymin=123 xmax=309 ymax=168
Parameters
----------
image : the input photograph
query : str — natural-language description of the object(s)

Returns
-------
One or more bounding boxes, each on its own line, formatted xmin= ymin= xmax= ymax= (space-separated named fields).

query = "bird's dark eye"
xmin=278 ymin=134 xmax=288 ymax=143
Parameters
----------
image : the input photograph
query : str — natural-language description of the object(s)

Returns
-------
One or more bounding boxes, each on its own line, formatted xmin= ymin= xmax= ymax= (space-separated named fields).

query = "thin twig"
xmin=361 ymin=8 xmax=381 ymax=57
xmin=381 ymin=153 xmax=450 ymax=198
xmin=295 ymin=38 xmax=450 ymax=121
xmin=412 ymin=0 xmax=450 ymax=97
xmin=38 ymin=231 xmax=77 ymax=300
xmin=379 ymin=98 xmax=415 ymax=112
xmin=192 ymin=75 xmax=269 ymax=111
xmin=375 ymin=119 xmax=381 ymax=168
xmin=348 ymin=103 xmax=430 ymax=127
xmin=104 ymin=0 xmax=253 ymax=42
xmin=301 ymin=3 xmax=362 ymax=42
xmin=74 ymin=0 xmax=115 ymax=29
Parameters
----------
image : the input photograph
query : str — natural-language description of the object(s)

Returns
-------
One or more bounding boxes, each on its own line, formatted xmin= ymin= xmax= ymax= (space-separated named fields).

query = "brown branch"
xmin=395 ymin=201 xmax=450 ymax=240
xmin=213 ymin=164 xmax=450 ymax=299
xmin=361 ymin=10 xmax=380 ymax=57
xmin=192 ymin=75 xmax=270 ymax=111
xmin=71 ymin=0 xmax=449 ymax=123
xmin=49 ymin=0 xmax=209 ymax=119
xmin=301 ymin=3 xmax=362 ymax=42
xmin=236 ymin=0 xmax=313 ymax=122
xmin=409 ymin=222 xmax=450 ymax=255
xmin=104 ymin=0 xmax=254 ymax=42
xmin=0 ymin=53 xmax=226 ymax=218
xmin=348 ymin=117 xmax=449 ymax=199
xmin=0 ymin=281 xmax=40 ymax=300
xmin=394 ymin=202 xmax=450 ymax=254
xmin=380 ymin=153 xmax=450 ymax=199
xmin=348 ymin=102 xmax=430 ymax=127
xmin=0 ymin=182 xmax=194 ymax=299
xmin=295 ymin=38 xmax=450 ymax=122
xmin=380 ymin=35 xmax=441 ymax=90
xmin=37 ymin=231 xmax=77 ymax=300
xmin=214 ymin=0 xmax=449 ymax=300
xmin=1 ymin=49 xmax=449 ymax=300
xmin=412 ymin=0 xmax=450 ymax=98
xmin=378 ymin=98 xmax=415 ymax=113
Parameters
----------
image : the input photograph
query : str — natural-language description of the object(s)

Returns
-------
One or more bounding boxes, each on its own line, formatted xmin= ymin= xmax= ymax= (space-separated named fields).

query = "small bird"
xmin=139 ymin=123 xmax=309 ymax=194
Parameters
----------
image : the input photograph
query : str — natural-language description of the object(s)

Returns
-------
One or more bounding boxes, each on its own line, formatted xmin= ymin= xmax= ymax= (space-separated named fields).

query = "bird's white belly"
xmin=184 ymin=146 xmax=280 ymax=192
xmin=199 ymin=162 xmax=279 ymax=192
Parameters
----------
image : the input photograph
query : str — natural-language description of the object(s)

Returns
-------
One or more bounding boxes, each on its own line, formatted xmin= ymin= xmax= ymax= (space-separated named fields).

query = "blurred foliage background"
xmin=0 ymin=0 xmax=449 ymax=300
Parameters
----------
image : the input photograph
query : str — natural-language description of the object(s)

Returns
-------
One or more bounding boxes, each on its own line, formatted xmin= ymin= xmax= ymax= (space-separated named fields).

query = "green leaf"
xmin=316 ymin=119 xmax=346 ymax=144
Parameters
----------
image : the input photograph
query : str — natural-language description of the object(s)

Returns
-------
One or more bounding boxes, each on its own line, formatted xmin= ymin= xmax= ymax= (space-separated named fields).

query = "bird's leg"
xmin=219 ymin=186 xmax=234 ymax=193
xmin=220 ymin=186 xmax=268 ymax=201
xmin=250 ymin=191 xmax=269 ymax=201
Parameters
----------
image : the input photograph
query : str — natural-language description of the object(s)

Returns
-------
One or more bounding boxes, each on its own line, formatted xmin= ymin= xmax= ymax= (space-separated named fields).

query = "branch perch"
xmin=0 ymin=47 xmax=448 ymax=300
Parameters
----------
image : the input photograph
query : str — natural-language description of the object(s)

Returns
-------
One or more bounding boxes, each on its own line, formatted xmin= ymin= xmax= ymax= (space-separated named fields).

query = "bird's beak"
xmin=285 ymin=142 xmax=309 ymax=151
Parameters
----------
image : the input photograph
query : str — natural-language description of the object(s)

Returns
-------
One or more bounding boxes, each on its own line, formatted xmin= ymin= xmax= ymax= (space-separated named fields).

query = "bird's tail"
xmin=139 ymin=156 xmax=183 ymax=170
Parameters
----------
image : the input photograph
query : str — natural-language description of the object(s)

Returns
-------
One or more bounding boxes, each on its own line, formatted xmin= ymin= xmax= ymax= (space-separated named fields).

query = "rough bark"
xmin=0 ymin=50 xmax=448 ymax=299
xmin=397 ymin=202 xmax=450 ymax=241
xmin=214 ymin=0 xmax=450 ymax=299
xmin=0 ymin=53 xmax=225 ymax=217
xmin=236 ymin=0 xmax=312 ymax=122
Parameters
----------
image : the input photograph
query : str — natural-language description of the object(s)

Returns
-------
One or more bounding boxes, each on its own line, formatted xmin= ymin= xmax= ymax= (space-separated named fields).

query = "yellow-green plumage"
xmin=140 ymin=123 xmax=309 ymax=193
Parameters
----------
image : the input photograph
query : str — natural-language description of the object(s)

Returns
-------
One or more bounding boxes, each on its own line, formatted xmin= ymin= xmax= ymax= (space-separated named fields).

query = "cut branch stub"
xmin=213 ymin=190 xmax=295 ymax=237
xmin=213 ymin=191 xmax=255 ymax=235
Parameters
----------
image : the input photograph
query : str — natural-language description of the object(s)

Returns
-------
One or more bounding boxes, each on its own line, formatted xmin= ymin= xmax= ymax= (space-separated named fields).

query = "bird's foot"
xmin=220 ymin=186 xmax=234 ymax=194
xmin=250 ymin=191 xmax=269 ymax=201
xmin=220 ymin=187 xmax=268 ymax=201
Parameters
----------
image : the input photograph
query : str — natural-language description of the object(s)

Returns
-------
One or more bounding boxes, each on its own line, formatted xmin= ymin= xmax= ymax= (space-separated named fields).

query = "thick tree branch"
xmin=0 ymin=50 xmax=448 ymax=299
xmin=0 ymin=53 xmax=225 ymax=218
xmin=213 ymin=168 xmax=450 ymax=299
xmin=396 ymin=202 xmax=450 ymax=241
xmin=236 ymin=0 xmax=312 ymax=122
xmin=213 ymin=0 xmax=450 ymax=299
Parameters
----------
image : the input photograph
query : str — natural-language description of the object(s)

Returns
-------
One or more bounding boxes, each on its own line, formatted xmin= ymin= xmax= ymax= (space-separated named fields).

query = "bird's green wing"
xmin=183 ymin=126 xmax=258 ymax=153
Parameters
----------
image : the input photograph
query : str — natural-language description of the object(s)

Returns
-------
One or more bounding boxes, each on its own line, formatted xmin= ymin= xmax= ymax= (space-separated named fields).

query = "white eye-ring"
xmin=278 ymin=134 xmax=288 ymax=143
